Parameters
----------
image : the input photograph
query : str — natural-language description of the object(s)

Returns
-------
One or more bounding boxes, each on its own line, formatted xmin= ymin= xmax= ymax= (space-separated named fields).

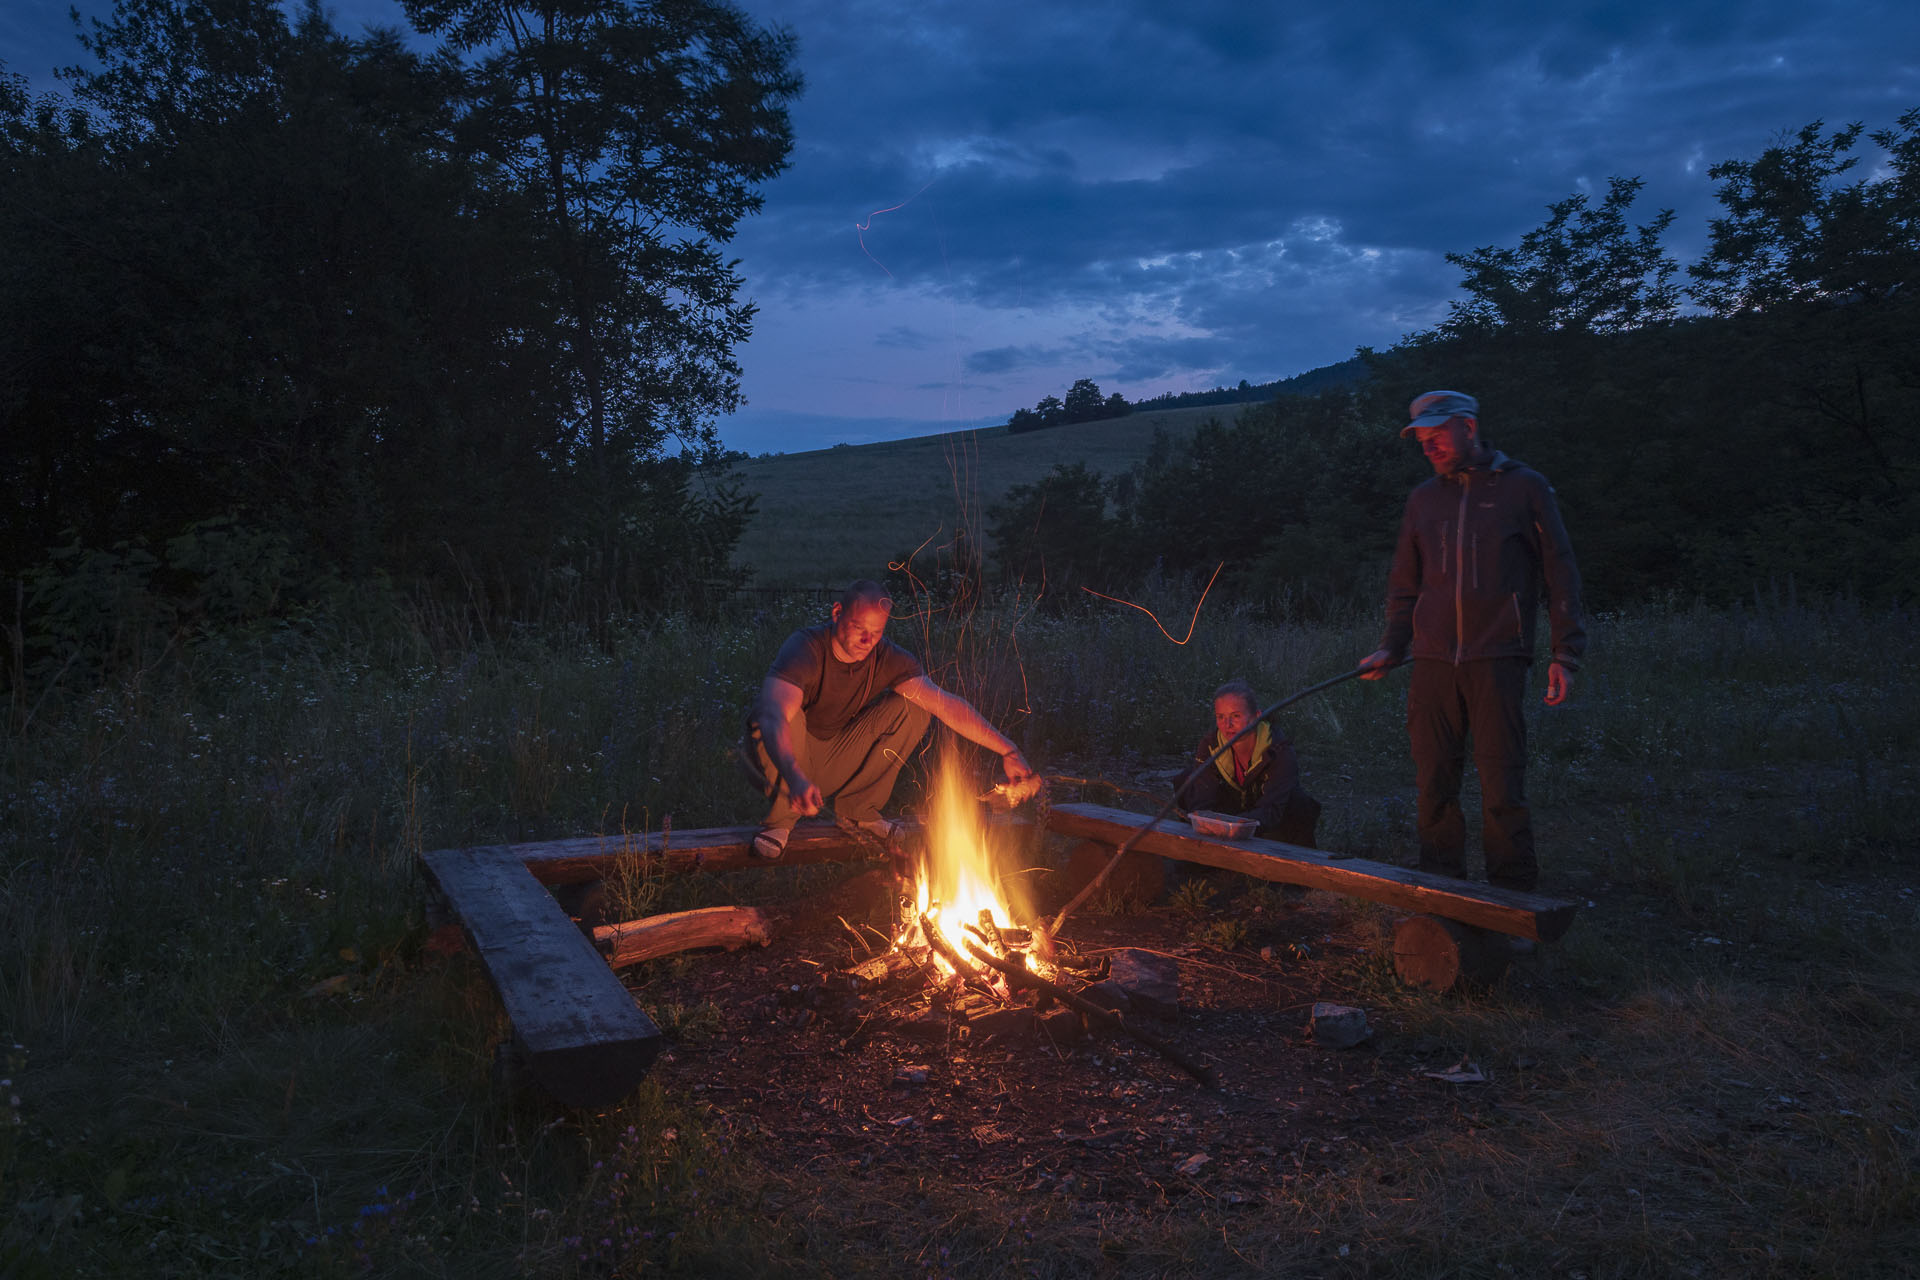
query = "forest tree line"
xmin=2 ymin=0 xmax=800 ymax=675
xmin=989 ymin=119 xmax=1920 ymax=613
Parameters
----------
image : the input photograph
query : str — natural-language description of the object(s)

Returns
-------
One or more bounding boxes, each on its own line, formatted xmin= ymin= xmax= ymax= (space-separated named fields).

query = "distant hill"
xmin=728 ymin=403 xmax=1237 ymax=588
xmin=1128 ymin=355 xmax=1368 ymax=413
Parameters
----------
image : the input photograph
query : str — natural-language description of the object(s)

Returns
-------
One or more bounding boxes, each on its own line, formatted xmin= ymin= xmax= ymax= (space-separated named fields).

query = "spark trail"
xmin=856 ymin=180 xmax=936 ymax=278
xmin=1081 ymin=562 xmax=1224 ymax=645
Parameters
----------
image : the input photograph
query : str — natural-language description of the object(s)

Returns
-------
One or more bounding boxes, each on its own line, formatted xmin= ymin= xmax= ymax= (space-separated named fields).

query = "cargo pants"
xmin=753 ymin=691 xmax=931 ymax=829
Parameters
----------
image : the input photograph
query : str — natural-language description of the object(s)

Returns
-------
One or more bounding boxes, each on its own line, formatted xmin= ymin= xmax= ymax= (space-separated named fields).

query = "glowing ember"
xmin=897 ymin=751 xmax=1048 ymax=981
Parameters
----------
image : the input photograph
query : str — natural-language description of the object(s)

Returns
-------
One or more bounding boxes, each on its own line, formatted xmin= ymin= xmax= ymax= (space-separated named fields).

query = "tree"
xmin=1063 ymin=377 xmax=1104 ymax=423
xmin=399 ymin=0 xmax=801 ymax=489
xmin=1006 ymin=406 xmax=1041 ymax=433
xmin=2 ymin=0 xmax=786 ymax=627
xmin=1441 ymin=175 xmax=1678 ymax=335
xmin=1689 ymin=112 xmax=1920 ymax=314
xmin=1104 ymin=391 xmax=1131 ymax=418
xmin=2 ymin=0 xmax=573 ymax=585
xmin=1034 ymin=394 xmax=1064 ymax=426
xmin=987 ymin=463 xmax=1119 ymax=595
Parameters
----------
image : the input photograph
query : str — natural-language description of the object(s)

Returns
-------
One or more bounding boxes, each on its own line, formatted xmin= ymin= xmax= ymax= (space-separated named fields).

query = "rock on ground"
xmin=1310 ymin=1002 xmax=1370 ymax=1049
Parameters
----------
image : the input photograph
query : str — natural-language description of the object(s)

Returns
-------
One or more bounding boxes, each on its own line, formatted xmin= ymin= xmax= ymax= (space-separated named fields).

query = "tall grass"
xmin=1 ymin=593 xmax=1915 ymax=1274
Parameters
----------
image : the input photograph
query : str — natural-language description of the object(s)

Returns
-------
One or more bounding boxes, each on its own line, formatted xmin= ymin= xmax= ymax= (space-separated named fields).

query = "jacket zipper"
xmin=1454 ymin=477 xmax=1469 ymax=662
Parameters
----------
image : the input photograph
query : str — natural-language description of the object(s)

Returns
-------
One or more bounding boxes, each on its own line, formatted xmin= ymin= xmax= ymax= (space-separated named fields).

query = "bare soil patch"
xmin=623 ymin=868 xmax=1513 ymax=1208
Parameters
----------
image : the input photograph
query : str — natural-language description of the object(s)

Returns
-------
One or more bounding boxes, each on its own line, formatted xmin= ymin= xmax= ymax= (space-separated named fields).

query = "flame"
xmin=903 ymin=751 xmax=1027 ymax=976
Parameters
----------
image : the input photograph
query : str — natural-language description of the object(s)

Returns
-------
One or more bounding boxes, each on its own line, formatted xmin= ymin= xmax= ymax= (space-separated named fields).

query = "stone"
xmin=892 ymin=1064 xmax=930 ymax=1086
xmin=1081 ymin=980 xmax=1132 ymax=1014
xmin=1310 ymin=1002 xmax=1371 ymax=1049
xmin=1107 ymin=948 xmax=1181 ymax=1020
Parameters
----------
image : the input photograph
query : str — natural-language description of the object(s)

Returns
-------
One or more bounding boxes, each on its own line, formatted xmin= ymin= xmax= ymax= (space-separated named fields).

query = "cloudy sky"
xmin=7 ymin=0 xmax=1919 ymax=452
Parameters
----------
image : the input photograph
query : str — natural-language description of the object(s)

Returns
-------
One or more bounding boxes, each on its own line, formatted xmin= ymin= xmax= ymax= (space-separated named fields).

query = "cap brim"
xmin=1403 ymin=410 xmax=1466 ymax=434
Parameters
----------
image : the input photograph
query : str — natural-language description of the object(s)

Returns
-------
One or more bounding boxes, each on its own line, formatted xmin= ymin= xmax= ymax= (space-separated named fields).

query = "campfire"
xmin=841 ymin=752 xmax=1215 ymax=1085
xmin=890 ymin=754 xmax=1055 ymax=990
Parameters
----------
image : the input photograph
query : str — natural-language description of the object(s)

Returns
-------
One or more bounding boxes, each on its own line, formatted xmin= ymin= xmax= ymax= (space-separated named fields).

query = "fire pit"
xmin=840 ymin=755 xmax=1215 ymax=1085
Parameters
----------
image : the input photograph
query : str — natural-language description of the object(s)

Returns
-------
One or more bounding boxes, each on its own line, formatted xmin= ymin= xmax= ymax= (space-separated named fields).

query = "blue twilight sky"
xmin=6 ymin=0 xmax=1919 ymax=453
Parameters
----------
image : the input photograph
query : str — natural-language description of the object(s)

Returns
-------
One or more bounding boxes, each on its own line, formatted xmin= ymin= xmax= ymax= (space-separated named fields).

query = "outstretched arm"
xmin=752 ymin=676 xmax=823 ymax=815
xmin=897 ymin=676 xmax=1033 ymax=784
xmin=1364 ymin=500 xmax=1421 ymax=679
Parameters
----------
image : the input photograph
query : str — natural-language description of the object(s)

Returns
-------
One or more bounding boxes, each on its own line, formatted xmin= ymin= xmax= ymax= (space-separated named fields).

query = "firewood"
xmin=847 ymin=950 xmax=914 ymax=986
xmin=963 ymin=941 xmax=1218 ymax=1088
xmin=592 ymin=906 xmax=772 ymax=970
xmin=919 ymin=912 xmax=988 ymax=985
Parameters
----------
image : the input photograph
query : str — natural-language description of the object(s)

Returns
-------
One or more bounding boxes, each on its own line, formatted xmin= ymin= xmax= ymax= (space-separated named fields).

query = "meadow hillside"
xmin=727 ymin=404 xmax=1238 ymax=587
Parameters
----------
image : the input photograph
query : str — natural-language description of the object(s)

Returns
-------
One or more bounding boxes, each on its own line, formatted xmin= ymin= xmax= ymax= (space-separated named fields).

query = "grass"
xmin=728 ymin=404 xmax=1234 ymax=587
xmin=1 ymin=591 xmax=1917 ymax=1275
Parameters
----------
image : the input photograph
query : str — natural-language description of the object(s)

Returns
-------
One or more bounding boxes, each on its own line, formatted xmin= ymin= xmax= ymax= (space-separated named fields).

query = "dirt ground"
xmin=620 ymin=865 xmax=1519 ymax=1208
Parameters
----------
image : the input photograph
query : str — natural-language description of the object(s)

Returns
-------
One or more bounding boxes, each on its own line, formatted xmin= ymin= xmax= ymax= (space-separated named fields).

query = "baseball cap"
xmin=1403 ymin=390 xmax=1478 ymax=436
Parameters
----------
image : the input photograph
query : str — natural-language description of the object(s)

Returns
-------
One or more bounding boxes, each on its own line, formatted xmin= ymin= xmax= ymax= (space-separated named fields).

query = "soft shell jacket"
xmin=1378 ymin=451 xmax=1586 ymax=668
xmin=1176 ymin=723 xmax=1300 ymax=832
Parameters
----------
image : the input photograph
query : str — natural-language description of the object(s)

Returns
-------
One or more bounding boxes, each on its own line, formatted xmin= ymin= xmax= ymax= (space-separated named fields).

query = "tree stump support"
xmin=1391 ymin=914 xmax=1512 ymax=991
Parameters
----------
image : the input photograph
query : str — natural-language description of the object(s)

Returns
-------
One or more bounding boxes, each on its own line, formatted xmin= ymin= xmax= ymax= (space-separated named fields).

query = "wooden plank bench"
xmin=1045 ymin=801 xmax=1580 ymax=988
xmin=422 ymin=819 xmax=890 ymax=1105
xmin=504 ymin=821 xmax=900 ymax=886
xmin=421 ymin=845 xmax=666 ymax=1106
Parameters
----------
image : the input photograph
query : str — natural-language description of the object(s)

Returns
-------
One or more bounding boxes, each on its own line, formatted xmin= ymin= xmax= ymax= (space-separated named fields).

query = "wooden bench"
xmin=421 ymin=819 xmax=891 ymax=1105
xmin=1044 ymin=801 xmax=1580 ymax=989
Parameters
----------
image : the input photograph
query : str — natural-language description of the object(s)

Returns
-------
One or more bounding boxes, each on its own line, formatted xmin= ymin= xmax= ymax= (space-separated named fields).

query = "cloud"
xmin=16 ymin=0 xmax=1918 ymax=446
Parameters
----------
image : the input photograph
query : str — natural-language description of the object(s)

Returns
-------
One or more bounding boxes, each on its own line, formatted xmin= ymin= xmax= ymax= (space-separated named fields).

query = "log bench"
xmin=420 ymin=819 xmax=897 ymax=1105
xmin=1044 ymin=801 xmax=1580 ymax=990
xmin=422 ymin=801 xmax=1580 ymax=1106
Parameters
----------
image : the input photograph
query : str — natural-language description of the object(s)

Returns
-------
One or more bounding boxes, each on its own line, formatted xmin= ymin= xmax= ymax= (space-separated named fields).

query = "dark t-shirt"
xmin=766 ymin=624 xmax=925 ymax=740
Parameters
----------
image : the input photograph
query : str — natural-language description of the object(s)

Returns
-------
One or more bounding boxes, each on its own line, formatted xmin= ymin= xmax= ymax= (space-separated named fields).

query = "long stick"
xmin=1046 ymin=662 xmax=1397 ymax=937
xmin=964 ymin=941 xmax=1218 ymax=1088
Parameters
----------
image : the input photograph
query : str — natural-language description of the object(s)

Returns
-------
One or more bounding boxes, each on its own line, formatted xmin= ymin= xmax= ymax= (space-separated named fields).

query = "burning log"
xmin=592 ymin=906 xmax=772 ymax=970
xmin=963 ymin=941 xmax=1219 ymax=1089
xmin=919 ymin=911 xmax=989 ymax=985
xmin=973 ymin=908 xmax=1005 ymax=952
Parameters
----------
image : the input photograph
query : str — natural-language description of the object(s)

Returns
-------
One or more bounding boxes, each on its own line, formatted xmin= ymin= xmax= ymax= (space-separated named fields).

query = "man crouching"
xmin=747 ymin=580 xmax=1036 ymax=858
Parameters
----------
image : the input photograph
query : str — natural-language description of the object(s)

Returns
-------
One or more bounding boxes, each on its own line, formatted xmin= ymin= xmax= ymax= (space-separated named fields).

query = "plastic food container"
xmin=1187 ymin=810 xmax=1257 ymax=839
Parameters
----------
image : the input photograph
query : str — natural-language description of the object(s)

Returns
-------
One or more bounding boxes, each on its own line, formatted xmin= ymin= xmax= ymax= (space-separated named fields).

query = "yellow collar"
xmin=1213 ymin=721 xmax=1269 ymax=786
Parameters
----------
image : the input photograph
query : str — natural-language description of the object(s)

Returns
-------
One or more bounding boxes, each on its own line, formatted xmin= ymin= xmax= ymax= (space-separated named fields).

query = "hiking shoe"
xmin=751 ymin=826 xmax=792 ymax=860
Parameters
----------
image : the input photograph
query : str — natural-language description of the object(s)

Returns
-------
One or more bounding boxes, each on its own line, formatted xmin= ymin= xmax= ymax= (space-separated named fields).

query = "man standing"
xmin=1359 ymin=391 xmax=1585 ymax=892
xmin=747 ymin=580 xmax=1036 ymax=858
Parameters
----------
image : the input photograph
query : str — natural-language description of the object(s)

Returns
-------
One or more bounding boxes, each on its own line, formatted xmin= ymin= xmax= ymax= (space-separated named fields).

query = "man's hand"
xmin=996 ymin=749 xmax=1044 ymax=805
xmin=1543 ymin=662 xmax=1572 ymax=707
xmin=782 ymin=768 xmax=824 ymax=816
xmin=1357 ymin=648 xmax=1398 ymax=680
xmin=1002 ymin=749 xmax=1035 ymax=785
